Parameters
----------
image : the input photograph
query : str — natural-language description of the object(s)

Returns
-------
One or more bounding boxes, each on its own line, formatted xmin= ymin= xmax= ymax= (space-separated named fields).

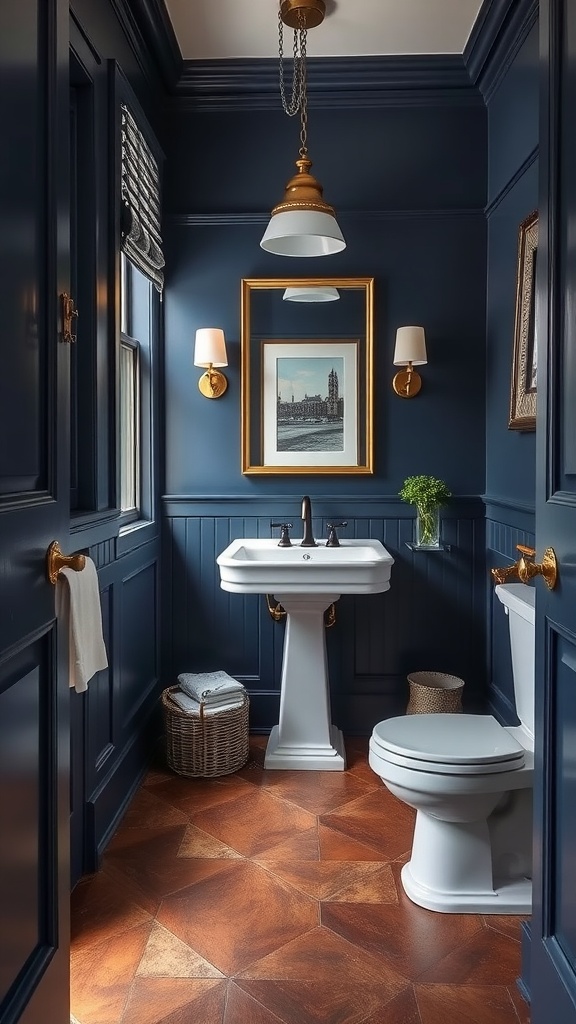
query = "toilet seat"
xmin=371 ymin=714 xmax=525 ymax=776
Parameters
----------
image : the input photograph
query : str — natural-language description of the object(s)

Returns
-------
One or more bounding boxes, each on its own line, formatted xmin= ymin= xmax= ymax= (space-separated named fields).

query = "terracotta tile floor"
xmin=70 ymin=736 xmax=530 ymax=1024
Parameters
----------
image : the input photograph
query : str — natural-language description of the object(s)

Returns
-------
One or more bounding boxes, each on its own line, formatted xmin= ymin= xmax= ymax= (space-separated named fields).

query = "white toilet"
xmin=369 ymin=582 xmax=535 ymax=914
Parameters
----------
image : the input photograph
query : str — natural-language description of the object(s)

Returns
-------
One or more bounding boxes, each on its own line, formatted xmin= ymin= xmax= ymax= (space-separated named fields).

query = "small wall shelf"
xmin=405 ymin=542 xmax=452 ymax=553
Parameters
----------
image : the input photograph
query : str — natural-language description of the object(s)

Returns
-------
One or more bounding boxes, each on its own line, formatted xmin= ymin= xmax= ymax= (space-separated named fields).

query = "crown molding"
xmin=109 ymin=0 xmax=182 ymax=91
xmin=173 ymin=55 xmax=483 ymax=111
xmin=166 ymin=208 xmax=483 ymax=227
xmin=464 ymin=0 xmax=538 ymax=101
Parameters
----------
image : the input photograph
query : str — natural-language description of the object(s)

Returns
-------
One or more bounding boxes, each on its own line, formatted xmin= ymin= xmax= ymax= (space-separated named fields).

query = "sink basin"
xmin=217 ymin=538 xmax=394 ymax=595
xmin=216 ymin=536 xmax=394 ymax=771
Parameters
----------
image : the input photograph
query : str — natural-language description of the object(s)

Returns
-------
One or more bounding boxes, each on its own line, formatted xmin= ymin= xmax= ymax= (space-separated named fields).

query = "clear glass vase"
xmin=415 ymin=506 xmax=440 ymax=548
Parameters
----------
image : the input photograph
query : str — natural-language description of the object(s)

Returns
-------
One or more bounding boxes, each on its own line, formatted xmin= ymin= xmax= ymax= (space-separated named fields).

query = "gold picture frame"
xmin=240 ymin=278 xmax=374 ymax=475
xmin=509 ymin=210 xmax=538 ymax=431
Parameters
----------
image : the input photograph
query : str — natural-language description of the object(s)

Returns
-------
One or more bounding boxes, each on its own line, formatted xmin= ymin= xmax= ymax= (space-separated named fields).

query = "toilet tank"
xmin=495 ymin=583 xmax=535 ymax=740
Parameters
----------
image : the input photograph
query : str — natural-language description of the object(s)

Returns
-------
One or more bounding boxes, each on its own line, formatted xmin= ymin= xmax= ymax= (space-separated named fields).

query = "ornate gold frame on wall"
xmin=240 ymin=278 xmax=374 ymax=475
xmin=509 ymin=211 xmax=538 ymax=431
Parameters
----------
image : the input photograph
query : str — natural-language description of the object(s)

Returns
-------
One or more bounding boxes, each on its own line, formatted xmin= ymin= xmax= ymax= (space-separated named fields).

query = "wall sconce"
xmin=392 ymin=326 xmax=427 ymax=398
xmin=194 ymin=328 xmax=228 ymax=399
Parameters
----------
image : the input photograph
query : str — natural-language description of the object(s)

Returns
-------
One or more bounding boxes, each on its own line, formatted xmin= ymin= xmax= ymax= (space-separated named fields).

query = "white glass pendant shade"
xmin=260 ymin=155 xmax=345 ymax=258
xmin=393 ymin=326 xmax=427 ymax=366
xmin=261 ymin=211 xmax=345 ymax=257
xmin=283 ymin=285 xmax=340 ymax=302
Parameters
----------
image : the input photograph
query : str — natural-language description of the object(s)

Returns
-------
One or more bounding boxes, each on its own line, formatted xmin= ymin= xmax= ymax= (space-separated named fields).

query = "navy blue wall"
xmin=68 ymin=0 xmax=164 ymax=882
xmin=484 ymin=22 xmax=538 ymax=719
xmin=161 ymin=87 xmax=489 ymax=731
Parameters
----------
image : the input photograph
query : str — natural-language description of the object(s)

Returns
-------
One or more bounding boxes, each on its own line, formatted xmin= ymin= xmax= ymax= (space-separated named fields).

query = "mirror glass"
xmin=241 ymin=278 xmax=374 ymax=475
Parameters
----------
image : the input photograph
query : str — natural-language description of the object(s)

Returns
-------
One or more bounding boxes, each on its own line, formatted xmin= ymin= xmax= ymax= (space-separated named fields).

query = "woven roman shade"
xmin=121 ymin=103 xmax=164 ymax=291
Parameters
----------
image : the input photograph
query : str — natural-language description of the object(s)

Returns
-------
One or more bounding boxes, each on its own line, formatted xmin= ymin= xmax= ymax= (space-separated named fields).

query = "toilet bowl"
xmin=369 ymin=583 xmax=535 ymax=914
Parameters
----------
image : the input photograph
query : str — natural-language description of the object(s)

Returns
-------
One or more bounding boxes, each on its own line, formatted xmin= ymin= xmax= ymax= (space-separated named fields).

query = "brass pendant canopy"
xmin=271 ymin=156 xmax=335 ymax=217
xmin=280 ymin=0 xmax=326 ymax=30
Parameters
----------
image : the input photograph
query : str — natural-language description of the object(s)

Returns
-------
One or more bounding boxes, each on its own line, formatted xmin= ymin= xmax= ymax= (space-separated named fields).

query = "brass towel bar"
xmin=47 ymin=541 xmax=86 ymax=585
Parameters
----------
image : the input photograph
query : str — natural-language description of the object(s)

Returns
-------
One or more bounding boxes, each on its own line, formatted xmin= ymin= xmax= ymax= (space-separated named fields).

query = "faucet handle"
xmin=271 ymin=522 xmax=293 ymax=547
xmin=326 ymin=522 xmax=348 ymax=547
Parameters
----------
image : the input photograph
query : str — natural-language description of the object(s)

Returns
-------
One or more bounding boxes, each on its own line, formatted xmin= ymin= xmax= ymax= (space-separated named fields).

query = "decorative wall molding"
xmin=483 ymin=493 xmax=536 ymax=514
xmin=108 ymin=0 xmax=181 ymax=90
xmin=173 ymin=55 xmax=483 ymax=111
xmin=166 ymin=208 xmax=485 ymax=227
xmin=484 ymin=145 xmax=538 ymax=217
xmin=465 ymin=0 xmax=538 ymax=102
xmin=161 ymin=494 xmax=484 ymax=519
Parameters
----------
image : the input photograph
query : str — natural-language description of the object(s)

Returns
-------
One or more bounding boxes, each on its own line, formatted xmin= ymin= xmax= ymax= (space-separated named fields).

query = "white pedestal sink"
xmin=217 ymin=538 xmax=394 ymax=771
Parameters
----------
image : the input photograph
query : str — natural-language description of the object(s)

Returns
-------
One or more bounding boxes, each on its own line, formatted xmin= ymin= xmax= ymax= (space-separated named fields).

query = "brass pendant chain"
xmin=278 ymin=7 xmax=308 ymax=152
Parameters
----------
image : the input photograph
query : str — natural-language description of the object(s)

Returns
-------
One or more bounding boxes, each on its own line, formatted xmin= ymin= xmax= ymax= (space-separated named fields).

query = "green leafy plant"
xmin=399 ymin=475 xmax=451 ymax=546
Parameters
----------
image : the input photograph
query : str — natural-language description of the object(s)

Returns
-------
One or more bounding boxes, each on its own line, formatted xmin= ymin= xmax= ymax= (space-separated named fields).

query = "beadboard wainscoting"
xmin=162 ymin=497 xmax=485 ymax=734
xmin=485 ymin=497 xmax=535 ymax=725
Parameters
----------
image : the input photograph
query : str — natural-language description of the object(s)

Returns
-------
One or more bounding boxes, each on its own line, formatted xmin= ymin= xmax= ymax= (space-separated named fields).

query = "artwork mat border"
xmin=262 ymin=341 xmax=359 ymax=467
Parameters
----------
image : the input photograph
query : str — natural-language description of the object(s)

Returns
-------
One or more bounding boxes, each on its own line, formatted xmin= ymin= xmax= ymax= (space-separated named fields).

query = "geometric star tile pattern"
xmin=70 ymin=734 xmax=530 ymax=1024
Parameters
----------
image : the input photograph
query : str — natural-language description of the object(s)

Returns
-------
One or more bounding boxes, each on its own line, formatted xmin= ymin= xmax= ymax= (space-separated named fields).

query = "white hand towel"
xmin=57 ymin=558 xmax=108 ymax=693
xmin=169 ymin=690 xmax=245 ymax=716
xmin=178 ymin=671 xmax=245 ymax=703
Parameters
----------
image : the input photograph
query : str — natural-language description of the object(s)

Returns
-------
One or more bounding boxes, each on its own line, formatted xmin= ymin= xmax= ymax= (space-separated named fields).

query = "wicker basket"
xmin=162 ymin=685 xmax=250 ymax=777
xmin=406 ymin=671 xmax=464 ymax=714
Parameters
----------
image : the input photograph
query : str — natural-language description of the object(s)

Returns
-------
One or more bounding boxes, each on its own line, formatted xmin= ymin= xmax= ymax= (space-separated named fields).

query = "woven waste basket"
xmin=406 ymin=671 xmax=464 ymax=714
xmin=162 ymin=685 xmax=249 ymax=777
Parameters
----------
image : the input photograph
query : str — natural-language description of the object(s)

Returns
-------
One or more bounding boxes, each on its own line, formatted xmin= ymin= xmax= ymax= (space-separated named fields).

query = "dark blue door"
xmin=531 ymin=0 xmax=576 ymax=1019
xmin=0 ymin=2 xmax=70 ymax=1022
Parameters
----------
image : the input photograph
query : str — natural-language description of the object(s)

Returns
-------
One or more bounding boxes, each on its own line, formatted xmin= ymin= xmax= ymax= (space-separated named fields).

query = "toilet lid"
xmin=371 ymin=714 xmax=525 ymax=773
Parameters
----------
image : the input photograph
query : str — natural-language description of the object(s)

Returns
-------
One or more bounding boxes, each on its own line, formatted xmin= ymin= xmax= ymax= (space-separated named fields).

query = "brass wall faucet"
xmin=491 ymin=543 xmax=558 ymax=590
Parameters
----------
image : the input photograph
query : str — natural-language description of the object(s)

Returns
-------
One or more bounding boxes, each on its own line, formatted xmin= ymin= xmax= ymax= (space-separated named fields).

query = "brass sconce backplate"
xmin=198 ymin=370 xmax=228 ymax=399
xmin=393 ymin=368 xmax=422 ymax=398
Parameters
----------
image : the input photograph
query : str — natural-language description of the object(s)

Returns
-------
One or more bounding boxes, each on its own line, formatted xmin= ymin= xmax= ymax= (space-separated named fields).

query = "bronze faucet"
xmin=301 ymin=495 xmax=317 ymax=547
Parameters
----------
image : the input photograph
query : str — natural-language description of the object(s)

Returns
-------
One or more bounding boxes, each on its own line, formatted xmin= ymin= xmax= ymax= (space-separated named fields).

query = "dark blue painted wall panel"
xmin=485 ymin=160 xmax=537 ymax=506
xmin=162 ymin=104 xmax=486 ymax=215
xmin=163 ymin=212 xmax=487 ymax=496
xmin=488 ymin=23 xmax=539 ymax=206
xmin=484 ymin=19 xmax=538 ymax=746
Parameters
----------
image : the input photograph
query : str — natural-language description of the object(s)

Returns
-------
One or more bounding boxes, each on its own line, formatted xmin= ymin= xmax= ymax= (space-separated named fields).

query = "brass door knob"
xmin=518 ymin=546 xmax=558 ymax=590
xmin=47 ymin=541 xmax=86 ymax=584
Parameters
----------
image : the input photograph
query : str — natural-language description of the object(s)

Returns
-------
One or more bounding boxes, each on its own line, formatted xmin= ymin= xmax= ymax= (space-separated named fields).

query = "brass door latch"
xmin=61 ymin=292 xmax=78 ymax=343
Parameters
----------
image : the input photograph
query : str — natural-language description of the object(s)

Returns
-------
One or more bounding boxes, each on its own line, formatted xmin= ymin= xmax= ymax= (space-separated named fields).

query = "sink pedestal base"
xmin=264 ymin=593 xmax=345 ymax=771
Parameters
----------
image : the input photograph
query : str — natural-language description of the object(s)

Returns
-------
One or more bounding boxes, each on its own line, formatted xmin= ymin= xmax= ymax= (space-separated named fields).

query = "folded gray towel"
xmin=178 ymin=670 xmax=245 ymax=703
xmin=169 ymin=690 xmax=245 ymax=715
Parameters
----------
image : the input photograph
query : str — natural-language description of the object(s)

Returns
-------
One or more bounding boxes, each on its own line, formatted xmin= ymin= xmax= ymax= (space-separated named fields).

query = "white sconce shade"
xmin=393 ymin=326 xmax=427 ymax=366
xmin=283 ymin=285 xmax=340 ymax=302
xmin=194 ymin=328 xmax=228 ymax=399
xmin=392 ymin=326 xmax=427 ymax=398
xmin=194 ymin=328 xmax=228 ymax=368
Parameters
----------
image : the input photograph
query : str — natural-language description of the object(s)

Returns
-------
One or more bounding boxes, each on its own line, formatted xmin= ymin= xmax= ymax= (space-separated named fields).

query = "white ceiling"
xmin=164 ymin=0 xmax=485 ymax=61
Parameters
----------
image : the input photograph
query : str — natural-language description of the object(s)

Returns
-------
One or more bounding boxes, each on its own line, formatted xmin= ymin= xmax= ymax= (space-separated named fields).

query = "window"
xmin=119 ymin=253 xmax=155 ymax=524
xmin=117 ymin=88 xmax=163 ymax=534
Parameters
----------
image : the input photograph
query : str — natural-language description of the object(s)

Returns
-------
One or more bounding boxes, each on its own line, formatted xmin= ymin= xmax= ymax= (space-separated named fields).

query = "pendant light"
xmin=260 ymin=0 xmax=346 ymax=258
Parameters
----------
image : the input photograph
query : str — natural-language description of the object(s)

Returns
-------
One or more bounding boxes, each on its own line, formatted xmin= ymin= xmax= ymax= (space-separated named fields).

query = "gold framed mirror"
xmin=241 ymin=277 xmax=374 ymax=475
